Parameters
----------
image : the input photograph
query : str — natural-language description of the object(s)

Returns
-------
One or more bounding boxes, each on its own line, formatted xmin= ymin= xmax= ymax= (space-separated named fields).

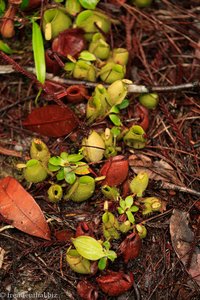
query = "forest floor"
xmin=0 ymin=0 xmax=200 ymax=299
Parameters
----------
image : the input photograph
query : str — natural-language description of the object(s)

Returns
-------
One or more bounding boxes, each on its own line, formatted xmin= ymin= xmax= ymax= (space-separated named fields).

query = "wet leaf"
xmin=23 ymin=105 xmax=79 ymax=137
xmin=72 ymin=236 xmax=105 ymax=260
xmin=0 ymin=177 xmax=51 ymax=240
xmin=96 ymin=270 xmax=134 ymax=296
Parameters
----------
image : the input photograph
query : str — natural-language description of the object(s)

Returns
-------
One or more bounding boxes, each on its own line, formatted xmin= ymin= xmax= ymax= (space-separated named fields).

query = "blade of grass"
xmin=32 ymin=21 xmax=46 ymax=84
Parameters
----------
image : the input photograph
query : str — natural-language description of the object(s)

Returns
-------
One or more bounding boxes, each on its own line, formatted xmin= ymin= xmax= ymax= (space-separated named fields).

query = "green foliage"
xmin=79 ymin=0 xmax=100 ymax=10
xmin=0 ymin=0 xmax=5 ymax=14
xmin=0 ymin=40 xmax=13 ymax=54
xmin=71 ymin=235 xmax=117 ymax=268
xmin=20 ymin=0 xmax=29 ymax=10
xmin=117 ymin=196 xmax=139 ymax=224
xmin=108 ymin=99 xmax=129 ymax=126
xmin=32 ymin=21 xmax=46 ymax=84
xmin=48 ymin=152 xmax=90 ymax=184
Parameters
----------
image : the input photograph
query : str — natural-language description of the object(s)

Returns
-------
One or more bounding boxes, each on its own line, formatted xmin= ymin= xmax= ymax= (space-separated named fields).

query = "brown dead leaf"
xmin=170 ymin=209 xmax=200 ymax=286
xmin=129 ymin=154 xmax=184 ymax=186
xmin=0 ymin=176 xmax=51 ymax=240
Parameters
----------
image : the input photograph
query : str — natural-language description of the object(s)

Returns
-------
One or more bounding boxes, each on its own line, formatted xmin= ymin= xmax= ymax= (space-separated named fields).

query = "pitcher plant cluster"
xmin=17 ymin=135 xmax=162 ymax=274
xmin=1 ymin=0 xmax=162 ymax=297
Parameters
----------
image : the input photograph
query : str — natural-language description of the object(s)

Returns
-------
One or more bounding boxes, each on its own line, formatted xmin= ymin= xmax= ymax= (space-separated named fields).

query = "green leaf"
xmin=126 ymin=211 xmax=135 ymax=224
xmin=109 ymin=114 xmax=122 ymax=126
xmin=117 ymin=99 xmax=129 ymax=110
xmin=73 ymin=162 xmax=90 ymax=175
xmin=103 ymin=240 xmax=111 ymax=250
xmin=32 ymin=21 xmax=46 ymax=84
xmin=0 ymin=40 xmax=13 ymax=54
xmin=130 ymin=205 xmax=139 ymax=212
xmin=60 ymin=152 xmax=69 ymax=161
xmin=119 ymin=198 xmax=126 ymax=210
xmin=67 ymin=154 xmax=84 ymax=163
xmin=117 ymin=207 xmax=124 ymax=215
xmin=106 ymin=250 xmax=117 ymax=262
xmin=98 ymin=257 xmax=107 ymax=270
xmin=49 ymin=156 xmax=63 ymax=166
xmin=79 ymin=50 xmax=96 ymax=61
xmin=0 ymin=0 xmax=5 ymax=14
xmin=125 ymin=196 xmax=133 ymax=209
xmin=64 ymin=168 xmax=76 ymax=184
xmin=111 ymin=126 xmax=121 ymax=138
xmin=72 ymin=236 xmax=105 ymax=260
xmin=56 ymin=169 xmax=65 ymax=181
xmin=48 ymin=163 xmax=60 ymax=172
xmin=20 ymin=0 xmax=29 ymax=10
xmin=110 ymin=105 xmax=120 ymax=114
xmin=79 ymin=0 xmax=100 ymax=10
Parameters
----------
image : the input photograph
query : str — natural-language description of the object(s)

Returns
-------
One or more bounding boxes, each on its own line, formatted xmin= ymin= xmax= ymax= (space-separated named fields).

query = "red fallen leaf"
xmin=52 ymin=28 xmax=86 ymax=59
xmin=54 ymin=229 xmax=74 ymax=241
xmin=75 ymin=221 xmax=94 ymax=237
xmin=0 ymin=176 xmax=51 ymax=240
xmin=100 ymin=155 xmax=129 ymax=186
xmin=23 ymin=105 xmax=79 ymax=137
xmin=118 ymin=232 xmax=141 ymax=263
xmin=77 ymin=280 xmax=98 ymax=300
xmin=96 ymin=270 xmax=134 ymax=296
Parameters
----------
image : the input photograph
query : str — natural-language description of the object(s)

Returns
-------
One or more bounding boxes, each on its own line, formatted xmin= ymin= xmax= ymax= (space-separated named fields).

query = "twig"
xmin=158 ymin=181 xmax=200 ymax=197
xmin=0 ymin=65 xmax=199 ymax=94
xmin=0 ymin=146 xmax=23 ymax=158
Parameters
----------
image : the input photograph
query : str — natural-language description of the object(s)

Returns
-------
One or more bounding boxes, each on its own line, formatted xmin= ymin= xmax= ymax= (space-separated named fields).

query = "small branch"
xmin=159 ymin=181 xmax=200 ymax=197
xmin=0 ymin=64 xmax=199 ymax=94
